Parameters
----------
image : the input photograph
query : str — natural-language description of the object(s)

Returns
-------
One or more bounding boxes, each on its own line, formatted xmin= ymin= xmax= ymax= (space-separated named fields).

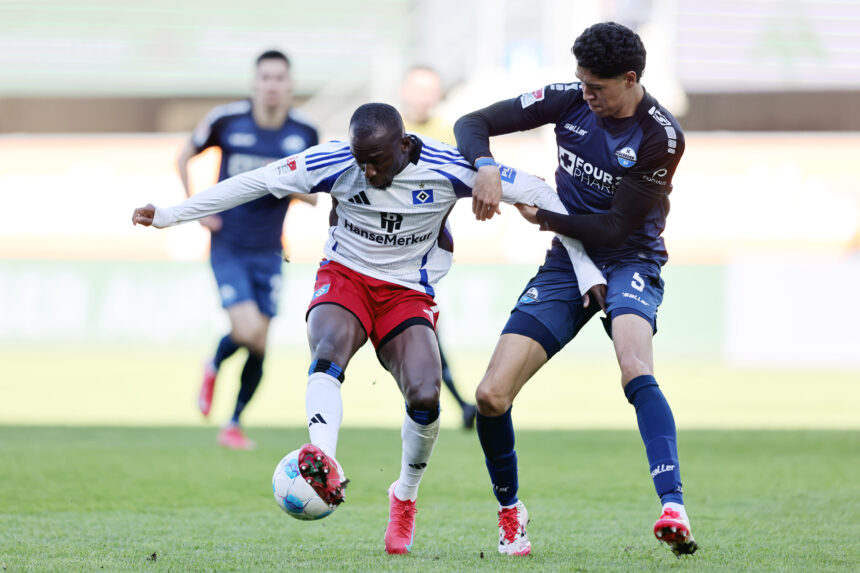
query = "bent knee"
xmin=475 ymin=378 xmax=512 ymax=417
xmin=617 ymin=353 xmax=651 ymax=386
xmin=402 ymin=378 xmax=441 ymax=411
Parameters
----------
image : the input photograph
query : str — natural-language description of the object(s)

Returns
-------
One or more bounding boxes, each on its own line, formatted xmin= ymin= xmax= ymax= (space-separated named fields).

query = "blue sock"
xmin=624 ymin=375 xmax=684 ymax=505
xmin=213 ymin=334 xmax=240 ymax=370
xmin=476 ymin=407 xmax=518 ymax=506
xmin=231 ymin=352 xmax=264 ymax=424
xmin=405 ymin=403 xmax=440 ymax=424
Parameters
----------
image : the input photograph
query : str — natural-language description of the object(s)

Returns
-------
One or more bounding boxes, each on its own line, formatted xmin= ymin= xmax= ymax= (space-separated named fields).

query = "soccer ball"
xmin=272 ymin=448 xmax=338 ymax=520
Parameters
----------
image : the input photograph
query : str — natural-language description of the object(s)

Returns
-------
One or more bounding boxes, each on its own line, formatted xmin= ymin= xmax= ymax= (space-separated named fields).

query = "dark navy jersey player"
xmin=177 ymin=49 xmax=319 ymax=450
xmin=455 ymin=22 xmax=696 ymax=557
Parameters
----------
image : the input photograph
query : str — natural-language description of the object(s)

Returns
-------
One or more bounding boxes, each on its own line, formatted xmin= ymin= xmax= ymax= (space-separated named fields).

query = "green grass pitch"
xmin=1 ymin=426 xmax=858 ymax=572
xmin=1 ymin=347 xmax=858 ymax=571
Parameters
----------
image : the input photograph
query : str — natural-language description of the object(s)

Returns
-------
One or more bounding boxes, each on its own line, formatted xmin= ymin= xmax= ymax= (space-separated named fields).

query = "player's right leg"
xmin=478 ymin=264 xmax=597 ymax=556
xmin=299 ymin=261 xmax=371 ymax=505
xmin=475 ymin=331 xmax=547 ymax=556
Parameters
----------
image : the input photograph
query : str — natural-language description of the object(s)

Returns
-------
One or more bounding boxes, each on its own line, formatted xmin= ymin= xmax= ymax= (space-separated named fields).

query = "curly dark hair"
xmin=571 ymin=22 xmax=646 ymax=81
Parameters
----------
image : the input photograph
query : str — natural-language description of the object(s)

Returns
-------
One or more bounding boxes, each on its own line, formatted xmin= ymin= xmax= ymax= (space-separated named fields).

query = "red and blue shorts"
xmin=307 ymin=260 xmax=439 ymax=349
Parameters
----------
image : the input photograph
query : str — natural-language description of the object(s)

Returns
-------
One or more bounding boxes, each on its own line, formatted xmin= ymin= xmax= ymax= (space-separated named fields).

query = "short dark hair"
xmin=349 ymin=103 xmax=404 ymax=140
xmin=571 ymin=22 xmax=646 ymax=81
xmin=256 ymin=49 xmax=291 ymax=68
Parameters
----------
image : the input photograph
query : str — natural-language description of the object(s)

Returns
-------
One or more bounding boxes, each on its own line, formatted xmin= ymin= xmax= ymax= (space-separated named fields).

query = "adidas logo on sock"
xmin=308 ymin=413 xmax=327 ymax=427
xmin=408 ymin=462 xmax=427 ymax=469
xmin=348 ymin=191 xmax=370 ymax=205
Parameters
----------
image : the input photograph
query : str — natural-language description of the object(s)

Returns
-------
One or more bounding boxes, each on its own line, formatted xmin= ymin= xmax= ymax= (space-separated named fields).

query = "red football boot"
xmin=297 ymin=443 xmax=348 ymax=506
xmin=654 ymin=505 xmax=698 ymax=556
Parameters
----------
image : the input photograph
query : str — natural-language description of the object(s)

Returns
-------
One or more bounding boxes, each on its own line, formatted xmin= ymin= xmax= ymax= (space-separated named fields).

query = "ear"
xmin=624 ymin=70 xmax=638 ymax=86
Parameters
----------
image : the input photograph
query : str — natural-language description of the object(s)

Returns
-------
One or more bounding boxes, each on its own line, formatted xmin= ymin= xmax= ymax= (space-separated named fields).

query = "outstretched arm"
xmin=131 ymin=167 xmax=270 ymax=229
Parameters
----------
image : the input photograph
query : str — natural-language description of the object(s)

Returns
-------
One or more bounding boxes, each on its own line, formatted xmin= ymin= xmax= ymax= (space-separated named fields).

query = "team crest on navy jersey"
xmin=519 ymin=287 xmax=540 ymax=304
xmin=412 ymin=189 xmax=434 ymax=204
xmin=615 ymin=147 xmax=637 ymax=168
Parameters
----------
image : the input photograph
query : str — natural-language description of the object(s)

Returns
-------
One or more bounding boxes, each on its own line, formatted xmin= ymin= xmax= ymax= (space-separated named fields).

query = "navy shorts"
xmin=210 ymin=241 xmax=284 ymax=317
xmin=502 ymin=259 xmax=664 ymax=359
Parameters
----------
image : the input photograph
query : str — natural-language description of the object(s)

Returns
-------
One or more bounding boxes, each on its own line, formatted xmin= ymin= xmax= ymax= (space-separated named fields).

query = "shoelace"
xmin=498 ymin=508 xmax=522 ymax=543
xmin=661 ymin=508 xmax=682 ymax=520
xmin=392 ymin=499 xmax=417 ymax=537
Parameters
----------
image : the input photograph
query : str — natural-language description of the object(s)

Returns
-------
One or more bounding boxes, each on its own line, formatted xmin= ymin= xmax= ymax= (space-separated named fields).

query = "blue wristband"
xmin=474 ymin=157 xmax=497 ymax=169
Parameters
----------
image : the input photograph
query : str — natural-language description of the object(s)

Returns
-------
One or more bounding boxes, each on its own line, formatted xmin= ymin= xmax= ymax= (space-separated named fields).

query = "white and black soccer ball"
xmin=272 ymin=448 xmax=339 ymax=521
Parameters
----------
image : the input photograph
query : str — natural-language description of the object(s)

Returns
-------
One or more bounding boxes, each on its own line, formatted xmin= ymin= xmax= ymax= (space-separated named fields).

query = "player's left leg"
xmin=612 ymin=312 xmax=697 ymax=556
xmin=217 ymin=300 xmax=270 ymax=450
xmin=377 ymin=322 xmax=442 ymax=555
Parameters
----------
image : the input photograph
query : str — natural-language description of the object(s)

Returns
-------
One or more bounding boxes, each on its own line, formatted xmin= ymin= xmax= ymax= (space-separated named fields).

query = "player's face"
xmin=254 ymin=58 xmax=293 ymax=109
xmin=576 ymin=66 xmax=636 ymax=118
xmin=350 ymin=130 xmax=409 ymax=190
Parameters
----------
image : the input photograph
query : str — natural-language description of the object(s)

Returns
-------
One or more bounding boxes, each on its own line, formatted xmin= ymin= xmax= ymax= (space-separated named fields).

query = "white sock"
xmin=305 ymin=372 xmax=343 ymax=458
xmin=664 ymin=501 xmax=689 ymax=523
xmin=394 ymin=414 xmax=440 ymax=502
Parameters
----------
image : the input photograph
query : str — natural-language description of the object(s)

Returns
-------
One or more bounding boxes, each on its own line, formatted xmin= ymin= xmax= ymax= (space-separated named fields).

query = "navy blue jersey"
xmin=191 ymin=99 xmax=319 ymax=250
xmin=456 ymin=84 xmax=684 ymax=267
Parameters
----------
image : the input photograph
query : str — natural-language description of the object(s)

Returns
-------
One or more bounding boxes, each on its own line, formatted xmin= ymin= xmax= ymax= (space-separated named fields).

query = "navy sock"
xmin=476 ymin=407 xmax=518 ymax=506
xmin=624 ymin=375 xmax=684 ymax=505
xmin=439 ymin=348 xmax=466 ymax=407
xmin=405 ymin=403 xmax=440 ymax=425
xmin=231 ymin=352 xmax=264 ymax=424
xmin=213 ymin=334 xmax=240 ymax=370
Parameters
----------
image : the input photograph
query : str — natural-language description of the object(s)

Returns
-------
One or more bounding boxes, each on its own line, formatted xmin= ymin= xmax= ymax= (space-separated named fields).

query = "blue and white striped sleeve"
xmin=264 ymin=142 xmax=354 ymax=197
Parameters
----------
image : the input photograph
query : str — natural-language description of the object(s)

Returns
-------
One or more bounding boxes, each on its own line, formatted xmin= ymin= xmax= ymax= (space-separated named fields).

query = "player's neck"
xmin=252 ymin=103 xmax=290 ymax=129
xmin=613 ymin=84 xmax=645 ymax=119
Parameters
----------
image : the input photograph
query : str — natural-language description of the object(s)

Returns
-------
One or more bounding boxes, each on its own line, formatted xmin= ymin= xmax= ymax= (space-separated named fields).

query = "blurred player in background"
xmin=455 ymin=22 xmax=696 ymax=557
xmin=177 ymin=50 xmax=319 ymax=450
xmin=400 ymin=64 xmax=478 ymax=430
xmin=133 ymin=102 xmax=605 ymax=555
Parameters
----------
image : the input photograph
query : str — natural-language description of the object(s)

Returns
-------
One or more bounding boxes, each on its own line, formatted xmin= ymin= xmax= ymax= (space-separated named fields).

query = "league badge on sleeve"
xmin=276 ymin=156 xmax=298 ymax=175
xmin=498 ymin=165 xmax=517 ymax=183
xmin=520 ymin=88 xmax=545 ymax=108
xmin=412 ymin=189 xmax=434 ymax=204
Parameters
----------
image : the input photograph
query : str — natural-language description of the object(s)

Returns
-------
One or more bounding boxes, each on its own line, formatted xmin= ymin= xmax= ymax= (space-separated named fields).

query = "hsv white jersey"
xmin=153 ymin=135 xmax=604 ymax=295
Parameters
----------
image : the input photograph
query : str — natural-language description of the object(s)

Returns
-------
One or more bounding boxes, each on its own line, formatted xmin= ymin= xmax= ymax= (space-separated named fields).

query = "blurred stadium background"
xmin=1 ymin=0 xmax=859 ymax=431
